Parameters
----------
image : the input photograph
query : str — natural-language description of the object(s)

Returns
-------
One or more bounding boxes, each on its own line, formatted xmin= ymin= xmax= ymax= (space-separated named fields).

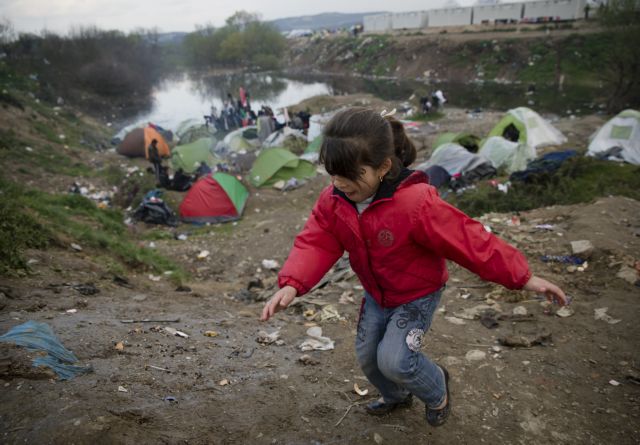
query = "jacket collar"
xmin=332 ymin=168 xmax=426 ymax=207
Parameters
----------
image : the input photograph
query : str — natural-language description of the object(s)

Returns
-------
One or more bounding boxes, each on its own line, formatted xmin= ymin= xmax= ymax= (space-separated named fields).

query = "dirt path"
xmin=1 ymin=104 xmax=639 ymax=444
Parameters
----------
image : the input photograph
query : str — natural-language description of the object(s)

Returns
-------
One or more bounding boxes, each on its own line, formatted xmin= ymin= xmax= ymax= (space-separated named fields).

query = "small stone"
xmin=513 ymin=306 xmax=527 ymax=316
xmin=465 ymin=350 xmax=486 ymax=361
xmin=374 ymin=432 xmax=384 ymax=444
xmin=570 ymin=240 xmax=594 ymax=259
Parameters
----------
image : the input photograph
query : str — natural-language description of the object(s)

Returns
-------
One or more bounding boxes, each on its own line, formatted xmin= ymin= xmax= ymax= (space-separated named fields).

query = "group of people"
xmin=205 ymin=92 xmax=257 ymax=132
xmin=420 ymin=89 xmax=447 ymax=114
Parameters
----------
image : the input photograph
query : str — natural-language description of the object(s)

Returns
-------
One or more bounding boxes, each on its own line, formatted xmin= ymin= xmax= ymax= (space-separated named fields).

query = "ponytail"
xmin=385 ymin=115 xmax=417 ymax=172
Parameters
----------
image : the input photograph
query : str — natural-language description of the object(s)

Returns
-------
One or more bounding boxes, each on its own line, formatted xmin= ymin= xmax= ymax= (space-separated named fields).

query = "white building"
xmin=391 ymin=11 xmax=429 ymax=30
xmin=428 ymin=7 xmax=474 ymax=27
xmin=363 ymin=14 xmax=393 ymax=32
xmin=473 ymin=2 xmax=524 ymax=23
xmin=523 ymin=0 xmax=589 ymax=21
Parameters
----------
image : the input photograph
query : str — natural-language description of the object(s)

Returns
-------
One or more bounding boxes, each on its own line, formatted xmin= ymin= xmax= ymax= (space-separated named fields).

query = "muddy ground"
xmin=1 ymin=101 xmax=639 ymax=445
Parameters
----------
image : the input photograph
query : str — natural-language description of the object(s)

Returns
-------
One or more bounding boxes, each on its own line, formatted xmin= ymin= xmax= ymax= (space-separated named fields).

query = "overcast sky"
xmin=1 ymin=0 xmax=488 ymax=34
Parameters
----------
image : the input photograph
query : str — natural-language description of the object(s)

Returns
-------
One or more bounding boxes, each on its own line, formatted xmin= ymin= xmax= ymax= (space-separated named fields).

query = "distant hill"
xmin=156 ymin=32 xmax=187 ymax=45
xmin=269 ymin=12 xmax=387 ymax=32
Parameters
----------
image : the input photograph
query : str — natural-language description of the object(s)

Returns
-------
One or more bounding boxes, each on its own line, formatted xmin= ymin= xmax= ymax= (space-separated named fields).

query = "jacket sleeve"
xmin=278 ymin=192 xmax=345 ymax=296
xmin=412 ymin=186 xmax=531 ymax=289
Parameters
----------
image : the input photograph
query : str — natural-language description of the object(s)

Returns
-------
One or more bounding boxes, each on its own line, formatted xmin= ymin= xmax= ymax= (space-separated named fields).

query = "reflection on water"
xmin=117 ymin=71 xmax=605 ymax=137
xmin=117 ymin=72 xmax=331 ymax=136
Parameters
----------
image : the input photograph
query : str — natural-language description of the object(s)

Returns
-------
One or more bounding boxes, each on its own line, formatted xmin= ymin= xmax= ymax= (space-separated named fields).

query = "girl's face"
xmin=331 ymin=161 xmax=391 ymax=203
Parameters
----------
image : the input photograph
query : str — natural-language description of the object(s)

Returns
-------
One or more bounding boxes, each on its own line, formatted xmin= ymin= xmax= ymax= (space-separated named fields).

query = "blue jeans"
xmin=355 ymin=290 xmax=445 ymax=407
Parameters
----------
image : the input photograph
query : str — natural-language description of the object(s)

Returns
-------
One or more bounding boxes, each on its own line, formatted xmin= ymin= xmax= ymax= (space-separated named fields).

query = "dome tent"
xmin=433 ymin=132 xmax=481 ymax=153
xmin=479 ymin=136 xmax=537 ymax=174
xmin=179 ymin=172 xmax=248 ymax=224
xmin=487 ymin=107 xmax=566 ymax=149
xmin=248 ymin=148 xmax=316 ymax=187
xmin=117 ymin=126 xmax=171 ymax=159
xmin=587 ymin=109 xmax=640 ymax=165
xmin=171 ymin=137 xmax=220 ymax=173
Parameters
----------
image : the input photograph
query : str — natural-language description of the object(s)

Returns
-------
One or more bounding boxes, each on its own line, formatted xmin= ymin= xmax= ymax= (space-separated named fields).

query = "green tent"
xmin=249 ymin=148 xmax=317 ymax=187
xmin=305 ymin=135 xmax=323 ymax=154
xmin=171 ymin=137 xmax=219 ymax=173
xmin=434 ymin=132 xmax=480 ymax=152
xmin=487 ymin=107 xmax=566 ymax=148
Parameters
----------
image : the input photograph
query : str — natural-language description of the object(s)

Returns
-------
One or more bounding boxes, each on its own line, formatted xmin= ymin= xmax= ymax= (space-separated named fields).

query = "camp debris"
xmin=179 ymin=172 xmax=248 ymax=224
xmin=132 ymin=189 xmax=178 ymax=226
xmin=487 ymin=107 xmax=567 ymax=149
xmin=0 ymin=320 xmax=93 ymax=380
xmin=249 ymin=148 xmax=316 ymax=188
xmin=587 ymin=109 xmax=640 ymax=165
xmin=117 ymin=125 xmax=171 ymax=159
xmin=509 ymin=150 xmax=578 ymax=182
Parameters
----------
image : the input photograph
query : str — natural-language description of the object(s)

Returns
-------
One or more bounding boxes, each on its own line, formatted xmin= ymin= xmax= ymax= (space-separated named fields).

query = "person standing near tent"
xmin=431 ymin=90 xmax=446 ymax=111
xmin=148 ymin=138 xmax=163 ymax=185
xmin=260 ymin=107 xmax=568 ymax=427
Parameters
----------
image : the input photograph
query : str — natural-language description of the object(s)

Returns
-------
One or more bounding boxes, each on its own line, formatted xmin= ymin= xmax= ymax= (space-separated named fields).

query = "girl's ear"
xmin=380 ymin=157 xmax=393 ymax=175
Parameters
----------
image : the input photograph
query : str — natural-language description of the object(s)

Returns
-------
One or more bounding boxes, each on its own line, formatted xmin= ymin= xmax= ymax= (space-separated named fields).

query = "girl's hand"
xmin=524 ymin=275 xmax=569 ymax=306
xmin=260 ymin=286 xmax=297 ymax=321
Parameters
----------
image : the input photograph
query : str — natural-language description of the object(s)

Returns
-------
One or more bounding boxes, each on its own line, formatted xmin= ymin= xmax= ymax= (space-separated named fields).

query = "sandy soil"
xmin=1 ymin=100 xmax=639 ymax=445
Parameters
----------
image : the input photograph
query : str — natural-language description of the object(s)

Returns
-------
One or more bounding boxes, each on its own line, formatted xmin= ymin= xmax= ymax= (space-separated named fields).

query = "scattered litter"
xmin=114 ymin=341 xmax=124 ymax=351
xmin=118 ymin=386 xmax=128 ymax=393
xmin=204 ymin=330 xmax=219 ymax=337
xmin=338 ymin=291 xmax=355 ymax=304
xmin=513 ymin=306 xmax=528 ymax=316
xmin=453 ymin=304 xmax=496 ymax=320
xmin=535 ymin=224 xmax=555 ymax=230
xmin=66 ymin=309 xmax=77 ymax=314
xmin=320 ymin=305 xmax=344 ymax=322
xmin=197 ymin=250 xmax=210 ymax=260
xmin=148 ymin=274 xmax=161 ymax=282
xmin=594 ymin=307 xmax=621 ymax=325
xmin=0 ymin=321 xmax=93 ymax=380
xmin=261 ymin=259 xmax=280 ymax=270
xmin=163 ymin=396 xmax=177 ymax=403
xmin=617 ymin=265 xmax=639 ymax=285
xmin=541 ymin=255 xmax=584 ymax=265
xmin=444 ymin=316 xmax=466 ymax=325
xmin=465 ymin=350 xmax=486 ymax=361
xmin=354 ymin=383 xmax=369 ymax=396
xmin=177 ymin=234 xmax=188 ymax=241
xmin=556 ymin=306 xmax=574 ymax=318
xmin=256 ymin=330 xmax=281 ymax=345
xmin=165 ymin=327 xmax=189 ymax=338
xmin=147 ymin=364 xmax=170 ymax=372
xmin=120 ymin=318 xmax=180 ymax=323
xmin=70 ymin=243 xmax=83 ymax=251
xmin=300 ymin=326 xmax=335 ymax=351
xmin=219 ymin=379 xmax=229 ymax=386
xmin=374 ymin=432 xmax=384 ymax=444
xmin=298 ymin=354 xmax=320 ymax=366
xmin=609 ymin=380 xmax=620 ymax=387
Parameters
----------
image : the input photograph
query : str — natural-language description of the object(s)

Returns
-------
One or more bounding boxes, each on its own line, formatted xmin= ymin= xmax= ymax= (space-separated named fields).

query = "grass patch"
xmin=448 ymin=157 xmax=640 ymax=217
xmin=0 ymin=177 xmax=185 ymax=282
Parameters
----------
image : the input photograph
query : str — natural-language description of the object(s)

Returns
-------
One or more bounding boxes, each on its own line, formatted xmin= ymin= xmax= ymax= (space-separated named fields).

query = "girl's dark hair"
xmin=319 ymin=107 xmax=416 ymax=182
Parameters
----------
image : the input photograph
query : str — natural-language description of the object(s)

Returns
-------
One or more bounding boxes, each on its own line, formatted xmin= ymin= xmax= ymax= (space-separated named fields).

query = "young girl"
xmin=260 ymin=107 xmax=567 ymax=427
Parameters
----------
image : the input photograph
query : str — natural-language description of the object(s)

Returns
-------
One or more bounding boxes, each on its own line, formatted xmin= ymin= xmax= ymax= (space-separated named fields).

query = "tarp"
xmin=487 ymin=107 xmax=567 ymax=149
xmin=179 ymin=172 xmax=248 ymax=223
xmin=249 ymin=148 xmax=317 ymax=187
xmin=0 ymin=321 xmax=92 ymax=380
xmin=171 ymin=137 xmax=219 ymax=173
xmin=223 ymin=126 xmax=260 ymax=152
xmin=587 ymin=109 xmax=640 ymax=165
xmin=117 ymin=126 xmax=171 ymax=159
xmin=417 ymin=143 xmax=491 ymax=177
xmin=479 ymin=136 xmax=537 ymax=174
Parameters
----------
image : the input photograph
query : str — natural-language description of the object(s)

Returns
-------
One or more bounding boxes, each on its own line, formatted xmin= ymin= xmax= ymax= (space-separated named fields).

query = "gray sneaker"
xmin=426 ymin=366 xmax=451 ymax=427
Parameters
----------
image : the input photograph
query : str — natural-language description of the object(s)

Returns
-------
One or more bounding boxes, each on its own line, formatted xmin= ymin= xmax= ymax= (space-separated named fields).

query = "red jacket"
xmin=278 ymin=170 xmax=531 ymax=308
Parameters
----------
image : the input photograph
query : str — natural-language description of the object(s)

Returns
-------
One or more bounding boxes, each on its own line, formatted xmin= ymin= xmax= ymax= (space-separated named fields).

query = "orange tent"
xmin=117 ymin=127 xmax=170 ymax=159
